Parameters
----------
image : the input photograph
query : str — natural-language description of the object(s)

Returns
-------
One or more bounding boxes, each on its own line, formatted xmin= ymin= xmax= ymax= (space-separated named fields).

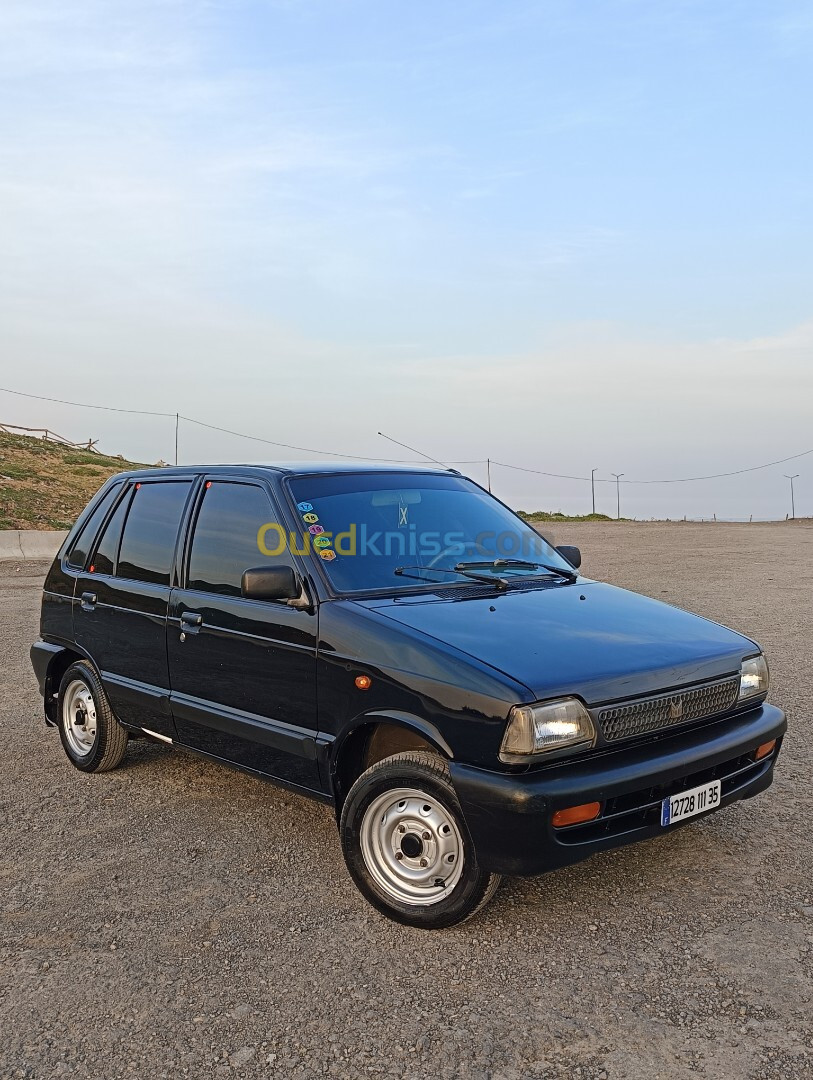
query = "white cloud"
xmin=737 ymin=321 xmax=813 ymax=352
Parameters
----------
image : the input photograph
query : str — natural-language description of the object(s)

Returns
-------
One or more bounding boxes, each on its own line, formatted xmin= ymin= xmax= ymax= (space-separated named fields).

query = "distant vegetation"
xmin=0 ymin=431 xmax=148 ymax=530
xmin=517 ymin=510 xmax=615 ymax=523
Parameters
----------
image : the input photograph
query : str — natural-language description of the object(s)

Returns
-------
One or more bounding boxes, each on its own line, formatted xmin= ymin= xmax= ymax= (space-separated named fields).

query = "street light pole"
xmin=785 ymin=474 xmax=799 ymax=519
xmin=612 ymin=473 xmax=624 ymax=520
xmin=591 ymin=468 xmax=597 ymax=515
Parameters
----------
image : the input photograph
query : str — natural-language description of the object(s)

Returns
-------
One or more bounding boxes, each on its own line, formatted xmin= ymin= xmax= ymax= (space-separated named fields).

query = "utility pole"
xmin=486 ymin=458 xmax=491 ymax=492
xmin=612 ymin=473 xmax=624 ymax=520
xmin=175 ymin=413 xmax=179 ymax=466
xmin=785 ymin=474 xmax=799 ymax=519
xmin=591 ymin=468 xmax=597 ymax=515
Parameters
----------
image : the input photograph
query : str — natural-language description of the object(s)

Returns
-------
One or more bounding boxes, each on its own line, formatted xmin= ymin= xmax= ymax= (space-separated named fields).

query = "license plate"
xmin=661 ymin=779 xmax=721 ymax=826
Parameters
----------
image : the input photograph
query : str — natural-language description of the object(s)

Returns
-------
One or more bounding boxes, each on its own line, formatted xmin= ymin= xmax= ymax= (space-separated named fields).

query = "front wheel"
xmin=339 ymin=751 xmax=501 ymax=928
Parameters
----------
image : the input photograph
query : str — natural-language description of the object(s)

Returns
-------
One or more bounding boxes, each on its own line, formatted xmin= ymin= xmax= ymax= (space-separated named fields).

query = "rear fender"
xmin=30 ymin=641 xmax=95 ymax=726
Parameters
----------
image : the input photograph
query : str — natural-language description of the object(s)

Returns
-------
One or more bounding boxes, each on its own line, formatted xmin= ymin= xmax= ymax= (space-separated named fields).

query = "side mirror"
xmin=556 ymin=545 xmax=581 ymax=570
xmin=241 ymin=565 xmax=301 ymax=602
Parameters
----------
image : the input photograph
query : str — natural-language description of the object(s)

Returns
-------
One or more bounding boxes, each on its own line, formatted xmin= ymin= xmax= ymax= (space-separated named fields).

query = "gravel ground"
xmin=1 ymin=521 xmax=811 ymax=1080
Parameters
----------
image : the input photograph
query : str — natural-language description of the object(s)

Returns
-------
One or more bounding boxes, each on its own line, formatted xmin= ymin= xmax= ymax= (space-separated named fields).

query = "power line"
xmin=491 ymin=447 xmax=813 ymax=484
xmin=0 ymin=385 xmax=426 ymax=463
xmin=0 ymin=385 xmax=484 ymax=465
xmin=179 ymin=414 xmax=419 ymax=463
xmin=0 ymin=385 xmax=175 ymax=417
xmin=184 ymin=416 xmax=480 ymax=467
xmin=181 ymin=416 xmax=480 ymax=465
xmin=489 ymin=462 xmax=595 ymax=481
xmin=621 ymin=447 xmax=813 ymax=482
xmin=2 ymin=383 xmax=809 ymax=484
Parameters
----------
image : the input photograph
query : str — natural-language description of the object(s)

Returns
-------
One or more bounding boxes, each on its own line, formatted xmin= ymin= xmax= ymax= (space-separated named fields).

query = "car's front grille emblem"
xmin=596 ymin=676 xmax=740 ymax=742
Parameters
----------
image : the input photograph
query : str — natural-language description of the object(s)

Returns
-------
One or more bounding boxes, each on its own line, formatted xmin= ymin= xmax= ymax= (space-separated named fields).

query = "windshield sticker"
xmin=291 ymin=499 xmax=340 ymax=561
xmin=398 ymin=503 xmax=408 ymax=527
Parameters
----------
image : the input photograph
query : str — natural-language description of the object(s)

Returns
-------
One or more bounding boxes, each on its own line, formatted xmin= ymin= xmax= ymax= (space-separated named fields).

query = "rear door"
xmin=73 ymin=478 xmax=195 ymax=738
xmin=167 ymin=478 xmax=320 ymax=790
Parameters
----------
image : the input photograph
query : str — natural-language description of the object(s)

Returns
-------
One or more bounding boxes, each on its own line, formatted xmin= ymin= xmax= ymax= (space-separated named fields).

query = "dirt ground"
xmin=1 ymin=521 xmax=811 ymax=1080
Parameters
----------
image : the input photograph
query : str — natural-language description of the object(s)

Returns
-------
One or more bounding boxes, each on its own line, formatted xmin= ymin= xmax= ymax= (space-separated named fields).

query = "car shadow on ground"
xmin=106 ymin=732 xmax=728 ymax=932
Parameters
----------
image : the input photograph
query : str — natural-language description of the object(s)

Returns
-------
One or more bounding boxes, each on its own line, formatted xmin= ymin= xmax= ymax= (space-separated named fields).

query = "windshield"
xmin=286 ymin=472 xmax=575 ymax=594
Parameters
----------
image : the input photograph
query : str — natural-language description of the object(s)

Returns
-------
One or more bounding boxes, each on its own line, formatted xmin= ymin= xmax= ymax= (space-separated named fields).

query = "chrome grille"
xmin=596 ymin=676 xmax=740 ymax=743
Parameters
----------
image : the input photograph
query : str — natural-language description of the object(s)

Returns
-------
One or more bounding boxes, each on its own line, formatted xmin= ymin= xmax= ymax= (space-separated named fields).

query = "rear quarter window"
xmin=89 ymin=488 xmax=133 ymax=576
xmin=66 ymin=484 xmax=122 ymax=570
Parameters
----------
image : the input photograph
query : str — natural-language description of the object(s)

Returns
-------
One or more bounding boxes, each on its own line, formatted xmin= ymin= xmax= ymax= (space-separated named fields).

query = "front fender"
xmin=347 ymin=709 xmax=454 ymax=759
xmin=324 ymin=708 xmax=455 ymax=811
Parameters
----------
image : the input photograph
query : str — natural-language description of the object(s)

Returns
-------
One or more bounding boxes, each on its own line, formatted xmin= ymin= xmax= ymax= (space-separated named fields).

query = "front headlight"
xmin=500 ymin=697 xmax=596 ymax=762
xmin=739 ymin=654 xmax=769 ymax=702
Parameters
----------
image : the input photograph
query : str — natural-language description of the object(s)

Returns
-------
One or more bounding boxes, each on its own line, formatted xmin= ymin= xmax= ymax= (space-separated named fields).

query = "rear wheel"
xmin=339 ymin=750 xmax=501 ymax=928
xmin=57 ymin=661 xmax=128 ymax=772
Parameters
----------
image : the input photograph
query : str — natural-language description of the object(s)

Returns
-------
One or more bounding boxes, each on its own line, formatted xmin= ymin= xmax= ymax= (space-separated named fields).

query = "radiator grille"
xmin=597 ymin=676 xmax=740 ymax=743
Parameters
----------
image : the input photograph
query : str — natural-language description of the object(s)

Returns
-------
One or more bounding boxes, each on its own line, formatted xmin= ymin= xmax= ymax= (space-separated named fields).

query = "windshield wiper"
xmin=394 ymin=565 xmax=510 ymax=590
xmin=454 ymin=558 xmax=578 ymax=584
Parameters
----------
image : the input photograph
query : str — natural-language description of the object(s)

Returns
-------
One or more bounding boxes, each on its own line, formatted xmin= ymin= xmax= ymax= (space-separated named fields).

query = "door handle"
xmin=80 ymin=592 xmax=97 ymax=611
xmin=179 ymin=611 xmax=202 ymax=640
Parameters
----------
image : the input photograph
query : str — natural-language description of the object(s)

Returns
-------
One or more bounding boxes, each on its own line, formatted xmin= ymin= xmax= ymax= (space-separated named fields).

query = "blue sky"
xmin=1 ymin=0 xmax=811 ymax=518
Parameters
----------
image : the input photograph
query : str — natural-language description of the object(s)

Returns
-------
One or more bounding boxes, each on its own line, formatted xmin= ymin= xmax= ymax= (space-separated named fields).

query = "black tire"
xmin=339 ymin=750 xmax=501 ymax=929
xmin=57 ymin=661 xmax=128 ymax=773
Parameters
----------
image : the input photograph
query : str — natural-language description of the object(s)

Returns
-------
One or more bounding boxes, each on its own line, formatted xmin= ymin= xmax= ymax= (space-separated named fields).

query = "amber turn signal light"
xmin=754 ymin=739 xmax=776 ymax=761
xmin=354 ymin=675 xmax=372 ymax=690
xmin=551 ymin=801 xmax=602 ymax=828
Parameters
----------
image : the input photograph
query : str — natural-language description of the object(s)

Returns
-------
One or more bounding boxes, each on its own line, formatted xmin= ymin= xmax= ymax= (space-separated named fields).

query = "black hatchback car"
xmin=31 ymin=463 xmax=786 ymax=927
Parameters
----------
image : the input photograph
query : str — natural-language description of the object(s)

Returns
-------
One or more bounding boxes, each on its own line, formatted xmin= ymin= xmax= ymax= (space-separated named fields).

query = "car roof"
xmin=108 ymin=460 xmax=461 ymax=482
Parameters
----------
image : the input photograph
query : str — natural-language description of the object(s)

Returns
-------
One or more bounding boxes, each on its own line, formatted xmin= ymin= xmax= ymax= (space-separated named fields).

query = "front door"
xmin=167 ymin=479 xmax=320 ymax=791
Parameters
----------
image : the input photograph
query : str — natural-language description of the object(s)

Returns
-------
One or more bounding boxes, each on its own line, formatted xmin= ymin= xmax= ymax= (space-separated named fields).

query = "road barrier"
xmin=0 ymin=530 xmax=67 ymax=561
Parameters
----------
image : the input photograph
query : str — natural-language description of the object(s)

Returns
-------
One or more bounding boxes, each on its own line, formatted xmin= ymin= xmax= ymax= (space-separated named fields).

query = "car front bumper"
xmin=449 ymin=703 xmax=786 ymax=876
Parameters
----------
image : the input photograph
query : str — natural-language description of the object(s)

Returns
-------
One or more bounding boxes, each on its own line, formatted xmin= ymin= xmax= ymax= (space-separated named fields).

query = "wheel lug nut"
xmin=422 ymin=832 xmax=430 ymax=841
xmin=419 ymin=858 xmax=428 ymax=867
xmin=397 ymin=824 xmax=406 ymax=833
xmin=395 ymin=851 xmax=404 ymax=860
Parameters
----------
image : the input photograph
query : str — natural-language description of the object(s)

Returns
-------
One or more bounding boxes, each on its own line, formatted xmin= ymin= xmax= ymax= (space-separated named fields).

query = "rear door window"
xmin=89 ymin=488 xmax=133 ymax=576
xmin=66 ymin=484 xmax=122 ymax=570
xmin=117 ymin=482 xmax=193 ymax=586
xmin=187 ymin=482 xmax=288 ymax=597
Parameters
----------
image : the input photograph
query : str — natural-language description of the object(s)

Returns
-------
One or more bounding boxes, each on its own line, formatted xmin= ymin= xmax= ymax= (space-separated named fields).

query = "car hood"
xmin=361 ymin=581 xmax=755 ymax=705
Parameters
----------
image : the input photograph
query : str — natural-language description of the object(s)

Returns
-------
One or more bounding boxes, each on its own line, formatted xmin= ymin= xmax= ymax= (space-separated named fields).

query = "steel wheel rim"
xmin=62 ymin=680 xmax=97 ymax=757
xmin=360 ymin=786 xmax=465 ymax=906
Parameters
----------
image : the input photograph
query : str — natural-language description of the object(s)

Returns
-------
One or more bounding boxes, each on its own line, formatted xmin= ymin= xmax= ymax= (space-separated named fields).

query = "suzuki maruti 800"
xmin=31 ymin=464 xmax=785 ymax=927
